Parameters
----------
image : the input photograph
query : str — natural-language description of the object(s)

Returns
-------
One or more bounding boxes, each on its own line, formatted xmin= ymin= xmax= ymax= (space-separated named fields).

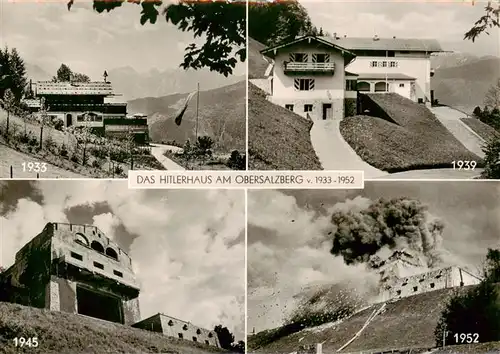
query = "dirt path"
xmin=150 ymin=143 xmax=185 ymax=171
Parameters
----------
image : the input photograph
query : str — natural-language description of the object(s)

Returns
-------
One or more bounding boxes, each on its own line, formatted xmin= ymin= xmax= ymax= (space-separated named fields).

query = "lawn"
xmin=460 ymin=117 xmax=499 ymax=142
xmin=340 ymin=94 xmax=482 ymax=172
xmin=248 ymin=84 xmax=322 ymax=170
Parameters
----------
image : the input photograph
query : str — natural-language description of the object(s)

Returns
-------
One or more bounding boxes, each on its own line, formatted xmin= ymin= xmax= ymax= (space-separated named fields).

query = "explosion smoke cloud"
xmin=329 ymin=197 xmax=445 ymax=268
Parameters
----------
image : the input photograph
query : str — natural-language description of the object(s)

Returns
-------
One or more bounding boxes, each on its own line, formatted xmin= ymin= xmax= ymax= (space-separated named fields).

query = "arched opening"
xmin=374 ymin=81 xmax=389 ymax=92
xmin=208 ymin=332 xmax=213 ymax=338
xmin=105 ymin=247 xmax=118 ymax=260
xmin=183 ymin=324 xmax=188 ymax=331
xmin=91 ymin=241 xmax=104 ymax=254
xmin=196 ymin=329 xmax=201 ymax=335
xmin=357 ymin=81 xmax=370 ymax=92
xmin=75 ymin=233 xmax=89 ymax=247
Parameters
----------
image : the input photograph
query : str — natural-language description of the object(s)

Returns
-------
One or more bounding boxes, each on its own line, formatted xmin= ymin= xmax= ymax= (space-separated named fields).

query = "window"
xmin=418 ymin=98 xmax=424 ymax=104
xmin=304 ymin=104 xmax=313 ymax=112
xmin=357 ymin=82 xmax=370 ymax=92
xmin=313 ymin=53 xmax=329 ymax=63
xmin=294 ymin=78 xmax=314 ymax=91
xmin=183 ymin=324 xmax=188 ymax=331
xmin=399 ymin=83 xmax=405 ymax=88
xmin=178 ymin=333 xmax=183 ymax=339
xmin=382 ymin=61 xmax=387 ymax=67
xmin=374 ymin=82 xmax=389 ymax=92
xmin=91 ymin=241 xmax=104 ymax=253
xmin=192 ymin=337 xmax=197 ymax=342
xmin=413 ymin=286 xmax=418 ymax=292
xmin=196 ymin=329 xmax=202 ymax=335
xmin=113 ymin=270 xmax=123 ymax=278
xmin=93 ymin=261 xmax=104 ymax=270
xmin=460 ymin=282 xmax=464 ymax=286
xmin=71 ymin=252 xmax=83 ymax=261
xmin=346 ymin=80 xmax=357 ymax=91
xmin=430 ymin=283 xmax=435 ymax=288
xmin=291 ymin=53 xmax=307 ymax=63
xmin=387 ymin=51 xmax=395 ymax=57
xmin=402 ymin=282 xmax=407 ymax=287
xmin=106 ymin=247 xmax=118 ymax=261
xmin=396 ymin=290 xmax=401 ymax=295
xmin=168 ymin=320 xmax=174 ymax=326
xmin=389 ymin=61 xmax=398 ymax=68
xmin=205 ymin=340 xmax=210 ymax=345
xmin=75 ymin=233 xmax=89 ymax=247
xmin=400 ymin=50 xmax=410 ymax=54
xmin=370 ymin=61 xmax=378 ymax=67
xmin=419 ymin=279 xmax=425 ymax=283
xmin=208 ymin=332 xmax=214 ymax=338
xmin=285 ymin=104 xmax=294 ymax=112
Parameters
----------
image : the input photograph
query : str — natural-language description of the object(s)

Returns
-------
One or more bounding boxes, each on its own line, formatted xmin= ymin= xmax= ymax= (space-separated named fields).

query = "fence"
xmin=9 ymin=165 xmax=42 ymax=179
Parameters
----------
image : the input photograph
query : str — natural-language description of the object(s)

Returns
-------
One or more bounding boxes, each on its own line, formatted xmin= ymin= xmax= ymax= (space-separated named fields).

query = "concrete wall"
xmin=347 ymin=55 xmax=431 ymax=102
xmin=271 ymin=43 xmax=346 ymax=120
xmin=381 ymin=266 xmax=481 ymax=301
xmin=133 ymin=313 xmax=220 ymax=347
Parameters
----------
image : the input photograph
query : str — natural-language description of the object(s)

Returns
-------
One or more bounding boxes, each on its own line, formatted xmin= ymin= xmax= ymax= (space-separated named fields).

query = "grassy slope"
xmin=248 ymin=37 xmax=269 ymax=79
xmin=248 ymin=83 xmax=322 ymax=170
xmin=460 ymin=118 xmax=500 ymax=142
xmin=248 ymin=287 xmax=473 ymax=353
xmin=340 ymin=93 xmax=482 ymax=172
xmin=0 ymin=302 xmax=231 ymax=354
xmin=128 ymin=81 xmax=246 ymax=153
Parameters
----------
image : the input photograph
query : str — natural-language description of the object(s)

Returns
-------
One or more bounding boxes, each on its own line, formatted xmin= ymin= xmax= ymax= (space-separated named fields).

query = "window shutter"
xmin=312 ymin=54 xmax=317 ymax=63
xmin=294 ymin=79 xmax=300 ymax=90
xmin=303 ymin=53 xmax=309 ymax=62
xmin=309 ymin=79 xmax=315 ymax=90
xmin=289 ymin=53 xmax=295 ymax=62
xmin=324 ymin=54 xmax=330 ymax=63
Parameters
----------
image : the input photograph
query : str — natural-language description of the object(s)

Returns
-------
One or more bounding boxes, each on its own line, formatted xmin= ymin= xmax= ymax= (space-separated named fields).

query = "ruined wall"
xmin=133 ymin=314 xmax=220 ymax=347
xmin=381 ymin=266 xmax=481 ymax=301
xmin=123 ymin=297 xmax=141 ymax=325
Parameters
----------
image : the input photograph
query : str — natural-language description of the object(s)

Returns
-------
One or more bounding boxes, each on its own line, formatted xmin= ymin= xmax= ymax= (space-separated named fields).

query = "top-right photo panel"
xmin=248 ymin=0 xmax=500 ymax=179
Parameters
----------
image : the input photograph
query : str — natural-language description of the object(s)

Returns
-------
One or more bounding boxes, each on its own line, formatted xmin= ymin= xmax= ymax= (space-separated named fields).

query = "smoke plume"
xmin=329 ymin=197 xmax=445 ymax=269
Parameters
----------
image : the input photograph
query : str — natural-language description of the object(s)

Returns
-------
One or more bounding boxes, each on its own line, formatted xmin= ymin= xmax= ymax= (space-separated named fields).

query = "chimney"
xmin=333 ymin=32 xmax=337 ymax=39
xmin=393 ymin=36 xmax=396 ymax=39
xmin=344 ymin=35 xmax=347 ymax=38
xmin=373 ymin=34 xmax=379 ymax=41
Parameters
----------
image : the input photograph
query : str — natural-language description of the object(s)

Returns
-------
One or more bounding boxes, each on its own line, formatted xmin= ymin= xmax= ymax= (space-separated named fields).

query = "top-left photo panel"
xmin=0 ymin=0 xmax=247 ymax=178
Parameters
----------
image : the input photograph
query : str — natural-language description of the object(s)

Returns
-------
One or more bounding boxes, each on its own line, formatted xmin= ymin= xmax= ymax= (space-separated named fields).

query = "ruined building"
xmin=0 ymin=222 xmax=141 ymax=325
xmin=133 ymin=313 xmax=221 ymax=347
xmin=375 ymin=249 xmax=482 ymax=302
xmin=0 ymin=222 xmax=222 ymax=348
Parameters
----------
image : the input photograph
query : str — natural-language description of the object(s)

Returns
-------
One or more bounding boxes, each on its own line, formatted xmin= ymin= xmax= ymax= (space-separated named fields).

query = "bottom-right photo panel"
xmin=247 ymin=181 xmax=500 ymax=354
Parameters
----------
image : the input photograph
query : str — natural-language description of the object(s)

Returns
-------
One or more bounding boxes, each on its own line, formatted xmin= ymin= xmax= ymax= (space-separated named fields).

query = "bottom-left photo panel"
xmin=0 ymin=180 xmax=246 ymax=354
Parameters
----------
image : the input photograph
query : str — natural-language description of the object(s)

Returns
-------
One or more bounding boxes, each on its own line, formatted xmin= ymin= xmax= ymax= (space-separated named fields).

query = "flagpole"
xmin=195 ymin=82 xmax=200 ymax=142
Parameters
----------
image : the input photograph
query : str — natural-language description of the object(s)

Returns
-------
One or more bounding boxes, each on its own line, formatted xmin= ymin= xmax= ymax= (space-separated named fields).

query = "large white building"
xmin=260 ymin=35 xmax=444 ymax=121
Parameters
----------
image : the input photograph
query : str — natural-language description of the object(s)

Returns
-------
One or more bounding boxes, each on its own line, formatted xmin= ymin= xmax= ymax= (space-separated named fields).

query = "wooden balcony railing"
xmin=284 ymin=62 xmax=335 ymax=74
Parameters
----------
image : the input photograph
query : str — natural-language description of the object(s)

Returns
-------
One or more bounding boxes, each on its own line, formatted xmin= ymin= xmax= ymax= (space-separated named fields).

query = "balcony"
xmin=284 ymin=62 xmax=335 ymax=75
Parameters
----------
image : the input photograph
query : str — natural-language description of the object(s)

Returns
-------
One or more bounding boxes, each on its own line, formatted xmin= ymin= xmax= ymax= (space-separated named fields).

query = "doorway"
xmin=322 ymin=103 xmax=332 ymax=120
xmin=76 ymin=285 xmax=124 ymax=324
xmin=66 ymin=114 xmax=73 ymax=127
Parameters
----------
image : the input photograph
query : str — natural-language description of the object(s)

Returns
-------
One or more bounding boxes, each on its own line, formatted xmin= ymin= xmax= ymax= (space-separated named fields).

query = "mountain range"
xmin=24 ymin=64 xmax=245 ymax=101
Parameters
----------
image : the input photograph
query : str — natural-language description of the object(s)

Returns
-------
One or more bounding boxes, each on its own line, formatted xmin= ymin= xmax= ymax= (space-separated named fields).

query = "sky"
xmin=0 ymin=180 xmax=245 ymax=340
xmin=0 ymin=0 xmax=245 ymax=79
xmin=247 ymin=181 xmax=500 ymax=332
xmin=300 ymin=0 xmax=500 ymax=57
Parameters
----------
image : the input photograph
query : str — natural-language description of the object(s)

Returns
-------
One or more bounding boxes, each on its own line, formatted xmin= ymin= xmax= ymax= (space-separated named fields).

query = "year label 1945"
xmin=13 ymin=337 xmax=39 ymax=348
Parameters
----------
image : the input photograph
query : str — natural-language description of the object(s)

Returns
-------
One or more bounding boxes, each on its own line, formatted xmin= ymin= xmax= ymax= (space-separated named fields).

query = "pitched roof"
xmin=36 ymin=81 xmax=114 ymax=95
xmin=321 ymin=36 xmax=443 ymax=52
xmin=260 ymin=35 xmax=356 ymax=61
xmin=356 ymin=73 xmax=416 ymax=80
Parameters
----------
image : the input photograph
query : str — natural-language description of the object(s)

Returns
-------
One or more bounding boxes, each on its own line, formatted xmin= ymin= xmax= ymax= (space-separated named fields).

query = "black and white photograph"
xmin=0 ymin=180 xmax=245 ymax=353
xmin=0 ymin=0 xmax=246 ymax=178
xmin=248 ymin=0 xmax=500 ymax=179
xmin=247 ymin=182 xmax=500 ymax=353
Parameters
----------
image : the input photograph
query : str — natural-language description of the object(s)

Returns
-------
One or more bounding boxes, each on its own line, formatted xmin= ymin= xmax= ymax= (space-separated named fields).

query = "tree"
xmin=0 ymin=47 xmax=28 ymax=101
xmin=464 ymin=1 xmax=500 ymax=42
xmin=434 ymin=248 xmax=500 ymax=346
xmin=213 ymin=325 xmax=235 ymax=350
xmin=0 ymin=89 xmax=16 ymax=138
xmin=54 ymin=64 xmax=72 ymax=82
xmin=473 ymin=106 xmax=482 ymax=117
xmin=71 ymin=72 xmax=90 ymax=83
xmin=249 ymin=0 xmax=318 ymax=46
xmin=67 ymin=1 xmax=246 ymax=77
xmin=484 ymin=78 xmax=500 ymax=110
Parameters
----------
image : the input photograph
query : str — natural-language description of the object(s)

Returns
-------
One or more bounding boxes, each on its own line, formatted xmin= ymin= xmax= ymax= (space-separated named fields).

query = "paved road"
xmin=150 ymin=143 xmax=185 ymax=171
xmin=431 ymin=106 xmax=485 ymax=158
xmin=310 ymin=120 xmax=387 ymax=178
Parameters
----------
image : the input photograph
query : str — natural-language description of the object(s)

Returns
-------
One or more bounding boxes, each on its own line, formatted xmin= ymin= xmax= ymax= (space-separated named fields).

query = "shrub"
xmin=481 ymin=136 xmax=500 ymax=179
xmin=18 ymin=132 xmax=30 ymax=144
xmin=60 ymin=144 xmax=69 ymax=158
xmin=473 ymin=106 xmax=482 ymax=117
xmin=92 ymin=160 xmax=101 ymax=168
xmin=114 ymin=165 xmax=124 ymax=175
xmin=53 ymin=119 xmax=64 ymax=131
xmin=344 ymin=98 xmax=357 ymax=118
xmin=227 ymin=150 xmax=246 ymax=170
xmin=70 ymin=155 xmax=79 ymax=163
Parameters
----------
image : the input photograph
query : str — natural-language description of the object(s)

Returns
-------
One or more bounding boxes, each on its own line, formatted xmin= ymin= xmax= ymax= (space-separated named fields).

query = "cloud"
xmin=0 ymin=181 xmax=245 ymax=339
